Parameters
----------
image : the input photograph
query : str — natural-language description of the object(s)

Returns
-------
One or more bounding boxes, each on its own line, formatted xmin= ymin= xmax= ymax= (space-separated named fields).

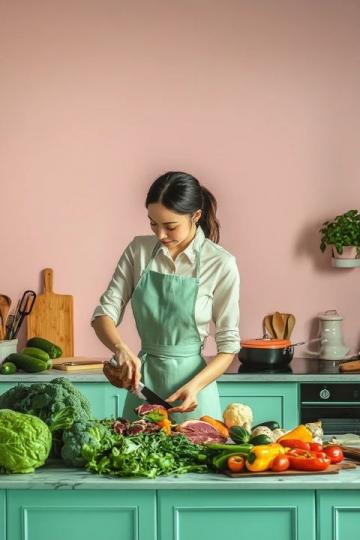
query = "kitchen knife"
xmin=110 ymin=357 xmax=172 ymax=409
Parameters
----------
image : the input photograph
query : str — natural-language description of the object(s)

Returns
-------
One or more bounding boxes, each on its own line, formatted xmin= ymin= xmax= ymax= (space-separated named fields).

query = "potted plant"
xmin=319 ymin=209 xmax=360 ymax=259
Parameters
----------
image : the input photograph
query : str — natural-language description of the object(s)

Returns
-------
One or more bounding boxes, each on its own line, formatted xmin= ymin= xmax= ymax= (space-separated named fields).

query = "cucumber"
xmin=249 ymin=434 xmax=273 ymax=446
xmin=229 ymin=426 xmax=251 ymax=444
xmin=0 ymin=361 xmax=17 ymax=375
xmin=252 ymin=420 xmax=280 ymax=431
xmin=26 ymin=337 xmax=62 ymax=359
xmin=6 ymin=353 xmax=48 ymax=373
xmin=21 ymin=347 xmax=50 ymax=362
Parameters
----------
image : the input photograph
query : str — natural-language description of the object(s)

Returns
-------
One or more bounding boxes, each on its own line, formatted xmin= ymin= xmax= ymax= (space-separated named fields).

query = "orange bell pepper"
xmin=157 ymin=418 xmax=172 ymax=435
xmin=277 ymin=425 xmax=313 ymax=443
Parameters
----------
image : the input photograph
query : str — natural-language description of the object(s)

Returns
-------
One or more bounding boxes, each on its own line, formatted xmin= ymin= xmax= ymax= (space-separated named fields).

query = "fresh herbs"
xmin=84 ymin=431 xmax=208 ymax=479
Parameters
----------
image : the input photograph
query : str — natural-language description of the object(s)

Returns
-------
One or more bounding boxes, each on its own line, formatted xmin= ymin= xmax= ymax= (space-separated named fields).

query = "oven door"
xmin=301 ymin=404 xmax=360 ymax=435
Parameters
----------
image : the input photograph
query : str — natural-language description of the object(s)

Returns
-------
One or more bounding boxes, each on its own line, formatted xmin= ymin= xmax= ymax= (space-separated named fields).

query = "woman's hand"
xmin=166 ymin=383 xmax=200 ymax=414
xmin=103 ymin=344 xmax=141 ymax=392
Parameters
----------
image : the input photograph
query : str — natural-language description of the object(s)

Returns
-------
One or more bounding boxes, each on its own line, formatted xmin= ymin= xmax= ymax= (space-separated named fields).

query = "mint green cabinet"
xmin=0 ymin=490 xmax=5 ymax=540
xmin=7 ymin=490 xmax=156 ymax=540
xmin=158 ymin=490 xmax=315 ymax=540
xmin=317 ymin=490 xmax=360 ymax=540
xmin=73 ymin=383 xmax=126 ymax=418
xmin=0 ymin=381 xmax=299 ymax=427
xmin=218 ymin=382 xmax=299 ymax=429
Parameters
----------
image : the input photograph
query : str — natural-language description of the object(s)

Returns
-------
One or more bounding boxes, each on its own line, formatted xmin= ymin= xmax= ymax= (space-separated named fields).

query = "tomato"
xmin=323 ymin=445 xmax=344 ymax=464
xmin=227 ymin=455 xmax=245 ymax=473
xmin=309 ymin=442 xmax=323 ymax=452
xmin=271 ymin=455 xmax=290 ymax=472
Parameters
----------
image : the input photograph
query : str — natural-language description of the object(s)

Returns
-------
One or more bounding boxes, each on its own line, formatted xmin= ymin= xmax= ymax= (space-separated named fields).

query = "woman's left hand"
xmin=166 ymin=383 xmax=200 ymax=414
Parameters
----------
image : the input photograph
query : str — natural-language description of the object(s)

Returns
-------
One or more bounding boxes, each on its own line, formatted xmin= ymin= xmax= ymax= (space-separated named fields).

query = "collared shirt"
xmin=91 ymin=226 xmax=240 ymax=354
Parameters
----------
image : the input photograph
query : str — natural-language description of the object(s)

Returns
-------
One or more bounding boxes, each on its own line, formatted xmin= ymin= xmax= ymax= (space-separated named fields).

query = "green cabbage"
xmin=0 ymin=409 xmax=52 ymax=473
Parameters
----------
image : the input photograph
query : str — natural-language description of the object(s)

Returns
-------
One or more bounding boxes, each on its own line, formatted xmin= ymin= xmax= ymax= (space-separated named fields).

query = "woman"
xmin=91 ymin=171 xmax=240 ymax=422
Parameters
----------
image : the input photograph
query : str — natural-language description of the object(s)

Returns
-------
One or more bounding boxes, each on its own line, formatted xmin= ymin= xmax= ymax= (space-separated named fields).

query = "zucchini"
xmin=252 ymin=420 xmax=280 ymax=431
xmin=6 ymin=353 xmax=48 ymax=373
xmin=229 ymin=426 xmax=251 ymax=444
xmin=21 ymin=347 xmax=50 ymax=362
xmin=249 ymin=434 xmax=273 ymax=446
xmin=26 ymin=337 xmax=62 ymax=359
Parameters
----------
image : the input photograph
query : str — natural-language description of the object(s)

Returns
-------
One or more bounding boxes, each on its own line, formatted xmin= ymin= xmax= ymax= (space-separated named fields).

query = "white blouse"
xmin=91 ymin=226 xmax=240 ymax=354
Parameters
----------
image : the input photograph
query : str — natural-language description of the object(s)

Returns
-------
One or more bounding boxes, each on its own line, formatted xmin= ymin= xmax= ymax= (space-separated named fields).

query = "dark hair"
xmin=145 ymin=171 xmax=220 ymax=243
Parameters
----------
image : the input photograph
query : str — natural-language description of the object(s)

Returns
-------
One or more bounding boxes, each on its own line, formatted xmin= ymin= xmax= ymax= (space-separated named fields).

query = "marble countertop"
xmin=1 ymin=461 xmax=360 ymax=490
xmin=1 ymin=357 xmax=360 ymax=382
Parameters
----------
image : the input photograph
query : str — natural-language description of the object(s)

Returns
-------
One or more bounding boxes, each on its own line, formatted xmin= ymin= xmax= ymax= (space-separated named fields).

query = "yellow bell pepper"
xmin=277 ymin=425 xmax=313 ymax=443
xmin=245 ymin=443 xmax=286 ymax=472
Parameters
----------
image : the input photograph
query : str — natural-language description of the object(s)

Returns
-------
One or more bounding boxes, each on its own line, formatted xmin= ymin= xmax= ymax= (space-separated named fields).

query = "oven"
xmin=300 ymin=383 xmax=360 ymax=435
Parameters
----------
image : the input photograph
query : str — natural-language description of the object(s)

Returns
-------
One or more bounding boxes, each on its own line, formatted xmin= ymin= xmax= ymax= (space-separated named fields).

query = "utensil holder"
xmin=0 ymin=339 xmax=18 ymax=364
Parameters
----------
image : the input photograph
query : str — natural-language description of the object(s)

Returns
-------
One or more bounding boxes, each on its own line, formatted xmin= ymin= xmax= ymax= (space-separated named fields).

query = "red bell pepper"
xmin=279 ymin=439 xmax=310 ymax=451
xmin=287 ymin=448 xmax=331 ymax=471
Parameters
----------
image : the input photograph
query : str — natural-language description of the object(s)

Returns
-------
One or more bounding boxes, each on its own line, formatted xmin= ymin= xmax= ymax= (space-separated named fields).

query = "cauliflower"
xmin=250 ymin=426 xmax=275 ymax=441
xmin=223 ymin=403 xmax=253 ymax=431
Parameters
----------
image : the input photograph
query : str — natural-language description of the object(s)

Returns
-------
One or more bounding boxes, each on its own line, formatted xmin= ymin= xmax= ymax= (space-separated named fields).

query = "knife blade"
xmin=110 ymin=357 xmax=172 ymax=409
xmin=136 ymin=383 xmax=172 ymax=410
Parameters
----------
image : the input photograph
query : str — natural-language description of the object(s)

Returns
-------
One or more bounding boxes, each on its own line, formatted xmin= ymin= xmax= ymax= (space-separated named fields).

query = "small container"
xmin=0 ymin=339 xmax=18 ymax=364
xmin=238 ymin=338 xmax=294 ymax=370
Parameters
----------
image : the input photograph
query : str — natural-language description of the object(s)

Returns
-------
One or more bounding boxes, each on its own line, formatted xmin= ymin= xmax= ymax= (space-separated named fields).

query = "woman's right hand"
xmin=103 ymin=344 xmax=141 ymax=392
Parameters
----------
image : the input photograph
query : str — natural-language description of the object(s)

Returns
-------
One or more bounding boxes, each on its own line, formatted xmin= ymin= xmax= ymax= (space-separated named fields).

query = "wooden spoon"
xmin=0 ymin=295 xmax=11 ymax=340
xmin=272 ymin=311 xmax=285 ymax=339
xmin=263 ymin=315 xmax=276 ymax=338
xmin=285 ymin=314 xmax=296 ymax=340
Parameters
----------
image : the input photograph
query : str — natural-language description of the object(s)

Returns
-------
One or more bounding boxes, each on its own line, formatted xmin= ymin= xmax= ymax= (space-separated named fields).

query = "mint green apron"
xmin=122 ymin=239 xmax=221 ymax=423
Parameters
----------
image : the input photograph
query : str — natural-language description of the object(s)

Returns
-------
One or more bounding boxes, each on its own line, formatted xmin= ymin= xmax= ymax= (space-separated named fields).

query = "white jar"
xmin=0 ymin=339 xmax=18 ymax=364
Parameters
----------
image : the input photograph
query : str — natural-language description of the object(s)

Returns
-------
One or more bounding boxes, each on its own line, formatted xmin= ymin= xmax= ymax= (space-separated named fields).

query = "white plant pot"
xmin=332 ymin=246 xmax=358 ymax=259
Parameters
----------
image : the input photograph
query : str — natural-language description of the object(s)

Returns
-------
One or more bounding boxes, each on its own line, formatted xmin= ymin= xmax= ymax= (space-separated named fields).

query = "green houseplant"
xmin=319 ymin=209 xmax=360 ymax=258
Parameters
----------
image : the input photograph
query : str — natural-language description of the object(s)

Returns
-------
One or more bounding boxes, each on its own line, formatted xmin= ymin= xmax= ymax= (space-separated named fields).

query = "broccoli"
xmin=0 ymin=378 xmax=93 ymax=456
xmin=0 ymin=378 xmax=92 ymax=425
xmin=61 ymin=420 xmax=115 ymax=467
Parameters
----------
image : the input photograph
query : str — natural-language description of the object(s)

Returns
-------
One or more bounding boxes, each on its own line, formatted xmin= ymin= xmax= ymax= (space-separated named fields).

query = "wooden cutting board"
xmin=27 ymin=268 xmax=74 ymax=357
xmin=225 ymin=461 xmax=356 ymax=478
xmin=52 ymin=356 xmax=105 ymax=371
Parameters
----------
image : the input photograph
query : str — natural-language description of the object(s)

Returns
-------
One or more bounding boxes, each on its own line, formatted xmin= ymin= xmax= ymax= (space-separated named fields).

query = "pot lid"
xmin=318 ymin=310 xmax=343 ymax=321
xmin=240 ymin=338 xmax=291 ymax=349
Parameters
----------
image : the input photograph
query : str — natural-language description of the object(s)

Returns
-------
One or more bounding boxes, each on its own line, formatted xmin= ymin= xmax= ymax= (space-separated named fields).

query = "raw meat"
xmin=135 ymin=404 xmax=167 ymax=416
xmin=175 ymin=420 xmax=227 ymax=444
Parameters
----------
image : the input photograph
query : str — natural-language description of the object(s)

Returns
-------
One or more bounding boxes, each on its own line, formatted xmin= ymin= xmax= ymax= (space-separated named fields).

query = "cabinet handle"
xmin=114 ymin=394 xmax=121 ymax=418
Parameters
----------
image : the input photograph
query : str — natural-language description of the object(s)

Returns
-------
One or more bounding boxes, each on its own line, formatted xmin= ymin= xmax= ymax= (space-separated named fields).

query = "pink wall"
xmin=1 ymin=1 xmax=359 ymax=369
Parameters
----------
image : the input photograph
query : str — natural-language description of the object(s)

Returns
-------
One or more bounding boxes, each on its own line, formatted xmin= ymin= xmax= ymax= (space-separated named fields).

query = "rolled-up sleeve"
xmin=212 ymin=255 xmax=240 ymax=354
xmin=91 ymin=240 xmax=135 ymax=326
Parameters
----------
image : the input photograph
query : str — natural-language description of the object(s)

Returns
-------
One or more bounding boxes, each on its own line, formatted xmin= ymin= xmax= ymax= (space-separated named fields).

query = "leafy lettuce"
xmin=0 ymin=409 xmax=52 ymax=473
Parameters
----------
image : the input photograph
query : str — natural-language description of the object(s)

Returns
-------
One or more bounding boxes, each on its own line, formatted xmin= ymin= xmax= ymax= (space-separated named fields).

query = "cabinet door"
xmin=158 ymin=489 xmax=315 ymax=540
xmin=0 ymin=490 xmax=5 ymax=540
xmin=317 ymin=490 xmax=360 ymax=540
xmin=73 ymin=383 xmax=126 ymax=419
xmin=217 ymin=382 xmax=299 ymax=429
xmin=8 ymin=490 xmax=156 ymax=540
xmin=0 ymin=382 xmax=17 ymax=396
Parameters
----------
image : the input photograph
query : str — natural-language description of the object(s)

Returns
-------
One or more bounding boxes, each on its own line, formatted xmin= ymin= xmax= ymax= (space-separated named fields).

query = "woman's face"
xmin=147 ymin=203 xmax=201 ymax=248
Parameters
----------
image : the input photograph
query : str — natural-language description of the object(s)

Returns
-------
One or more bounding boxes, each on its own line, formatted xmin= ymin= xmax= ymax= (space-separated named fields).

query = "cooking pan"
xmin=238 ymin=338 xmax=305 ymax=369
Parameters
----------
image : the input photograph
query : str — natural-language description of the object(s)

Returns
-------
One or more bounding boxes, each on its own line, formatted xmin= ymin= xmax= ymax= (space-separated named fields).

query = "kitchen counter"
xmin=1 ymin=357 xmax=360 ymax=382
xmin=1 ymin=461 xmax=360 ymax=490
xmin=3 ymin=463 xmax=360 ymax=540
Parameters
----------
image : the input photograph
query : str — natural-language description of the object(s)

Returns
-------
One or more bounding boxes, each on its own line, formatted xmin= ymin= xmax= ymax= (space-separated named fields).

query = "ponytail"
xmin=199 ymin=186 xmax=220 ymax=243
xmin=146 ymin=171 xmax=220 ymax=243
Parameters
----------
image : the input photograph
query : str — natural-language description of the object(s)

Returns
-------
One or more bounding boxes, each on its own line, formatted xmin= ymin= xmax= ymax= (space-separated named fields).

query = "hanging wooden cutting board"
xmin=27 ymin=268 xmax=74 ymax=357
